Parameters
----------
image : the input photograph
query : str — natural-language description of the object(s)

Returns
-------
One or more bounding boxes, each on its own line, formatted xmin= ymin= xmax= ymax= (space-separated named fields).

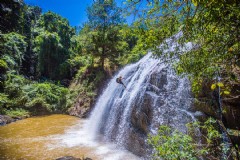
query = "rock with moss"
xmin=67 ymin=67 xmax=109 ymax=118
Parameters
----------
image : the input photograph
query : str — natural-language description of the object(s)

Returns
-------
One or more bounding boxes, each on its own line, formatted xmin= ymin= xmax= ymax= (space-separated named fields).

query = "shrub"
xmin=4 ymin=108 xmax=30 ymax=118
xmin=148 ymin=118 xmax=222 ymax=160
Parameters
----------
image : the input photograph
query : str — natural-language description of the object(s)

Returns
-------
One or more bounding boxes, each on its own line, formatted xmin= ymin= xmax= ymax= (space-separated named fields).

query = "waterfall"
xmin=57 ymin=34 xmax=197 ymax=159
xmin=84 ymin=42 xmax=195 ymax=157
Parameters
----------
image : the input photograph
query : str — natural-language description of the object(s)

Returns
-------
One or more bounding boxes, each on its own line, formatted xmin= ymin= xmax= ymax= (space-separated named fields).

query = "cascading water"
xmin=81 ymin=40 xmax=196 ymax=158
xmin=58 ymin=34 xmax=198 ymax=159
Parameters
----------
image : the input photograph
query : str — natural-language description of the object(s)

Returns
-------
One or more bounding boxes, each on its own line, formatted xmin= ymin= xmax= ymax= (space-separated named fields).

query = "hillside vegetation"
xmin=0 ymin=0 xmax=144 ymax=118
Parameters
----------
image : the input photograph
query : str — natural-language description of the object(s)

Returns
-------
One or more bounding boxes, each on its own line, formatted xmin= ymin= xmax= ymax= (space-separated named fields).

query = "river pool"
xmin=0 ymin=114 xmax=140 ymax=160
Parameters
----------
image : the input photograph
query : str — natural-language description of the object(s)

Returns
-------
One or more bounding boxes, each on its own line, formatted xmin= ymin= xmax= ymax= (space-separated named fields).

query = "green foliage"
xmin=37 ymin=11 xmax=74 ymax=48
xmin=85 ymin=0 xmax=126 ymax=70
xmin=126 ymin=0 xmax=240 ymax=96
xmin=34 ymin=31 xmax=62 ymax=79
xmin=0 ymin=0 xmax=22 ymax=33
xmin=0 ymin=59 xmax=8 ymax=90
xmin=1 ymin=72 xmax=69 ymax=116
xmin=0 ymin=93 xmax=10 ymax=114
xmin=0 ymin=32 xmax=27 ymax=72
xmin=4 ymin=108 xmax=30 ymax=118
xmin=0 ymin=59 xmax=8 ymax=70
xmin=0 ymin=2 xmax=81 ymax=117
xmin=148 ymin=125 xmax=198 ymax=160
xmin=66 ymin=66 xmax=106 ymax=111
xmin=5 ymin=73 xmax=29 ymax=98
xmin=117 ymin=26 xmax=146 ymax=65
xmin=211 ymin=82 xmax=231 ymax=96
xmin=33 ymin=11 xmax=75 ymax=80
xmin=22 ymin=82 xmax=69 ymax=112
xmin=148 ymin=118 xmax=222 ymax=160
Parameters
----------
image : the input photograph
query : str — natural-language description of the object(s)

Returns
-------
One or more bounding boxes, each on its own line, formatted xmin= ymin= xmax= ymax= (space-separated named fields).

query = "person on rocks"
xmin=116 ymin=76 xmax=126 ymax=88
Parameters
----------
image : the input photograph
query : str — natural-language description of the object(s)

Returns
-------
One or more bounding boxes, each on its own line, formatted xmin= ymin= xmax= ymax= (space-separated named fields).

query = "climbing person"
xmin=116 ymin=76 xmax=126 ymax=88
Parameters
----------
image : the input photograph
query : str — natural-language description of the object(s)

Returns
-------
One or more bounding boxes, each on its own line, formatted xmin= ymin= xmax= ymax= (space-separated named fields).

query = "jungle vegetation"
xmin=0 ymin=0 xmax=142 ymax=117
xmin=0 ymin=0 xmax=239 ymax=159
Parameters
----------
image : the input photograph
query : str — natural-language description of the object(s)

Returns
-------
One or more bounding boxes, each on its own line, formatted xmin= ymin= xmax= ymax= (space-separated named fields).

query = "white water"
xmin=55 ymin=35 xmax=196 ymax=159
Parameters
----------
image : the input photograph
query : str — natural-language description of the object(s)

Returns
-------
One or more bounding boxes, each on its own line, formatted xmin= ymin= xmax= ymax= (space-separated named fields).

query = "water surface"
xmin=0 ymin=114 xmax=140 ymax=160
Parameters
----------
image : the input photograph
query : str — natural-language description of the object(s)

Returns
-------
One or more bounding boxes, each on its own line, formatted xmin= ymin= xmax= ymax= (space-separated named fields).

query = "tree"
xmin=0 ymin=32 xmax=27 ymax=72
xmin=125 ymin=0 xmax=240 ymax=95
xmin=17 ymin=5 xmax=41 ymax=77
xmin=0 ymin=0 xmax=23 ymax=33
xmin=86 ymin=0 xmax=125 ymax=70
xmin=34 ymin=31 xmax=63 ymax=79
xmin=34 ymin=11 xmax=75 ymax=80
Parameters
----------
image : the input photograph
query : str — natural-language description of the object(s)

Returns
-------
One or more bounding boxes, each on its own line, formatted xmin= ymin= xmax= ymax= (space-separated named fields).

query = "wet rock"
xmin=0 ymin=115 xmax=14 ymax=126
xmin=126 ymin=65 xmax=193 ymax=157
xmin=131 ymin=93 xmax=153 ymax=134
xmin=125 ymin=128 xmax=150 ymax=157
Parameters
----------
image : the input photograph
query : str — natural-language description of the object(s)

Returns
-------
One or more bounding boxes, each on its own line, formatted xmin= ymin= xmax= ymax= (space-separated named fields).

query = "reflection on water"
xmin=0 ymin=114 xmax=141 ymax=160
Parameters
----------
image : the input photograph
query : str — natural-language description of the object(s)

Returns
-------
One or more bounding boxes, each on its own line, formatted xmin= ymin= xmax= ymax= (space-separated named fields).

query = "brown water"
xmin=0 ymin=114 xmax=141 ymax=160
xmin=0 ymin=115 xmax=97 ymax=160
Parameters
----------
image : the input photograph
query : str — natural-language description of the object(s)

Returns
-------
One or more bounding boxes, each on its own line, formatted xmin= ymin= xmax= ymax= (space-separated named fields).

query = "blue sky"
xmin=24 ymin=0 xmax=93 ymax=26
xmin=24 ymin=0 xmax=127 ymax=27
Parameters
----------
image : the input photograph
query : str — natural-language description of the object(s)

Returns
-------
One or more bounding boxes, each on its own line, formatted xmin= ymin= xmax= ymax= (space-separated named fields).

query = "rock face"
xmin=68 ymin=96 xmax=92 ymax=118
xmin=190 ymin=80 xmax=240 ymax=131
xmin=68 ymin=68 xmax=110 ymax=118
xmin=189 ymin=78 xmax=240 ymax=153
xmin=123 ymin=66 xmax=195 ymax=157
xmin=222 ymin=102 xmax=240 ymax=130
xmin=0 ymin=115 xmax=14 ymax=126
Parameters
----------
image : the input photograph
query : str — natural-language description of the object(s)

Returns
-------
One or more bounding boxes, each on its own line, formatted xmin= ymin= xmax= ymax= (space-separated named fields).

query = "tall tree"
xmin=0 ymin=0 xmax=23 ymax=33
xmin=18 ymin=5 xmax=41 ymax=77
xmin=86 ymin=0 xmax=125 ymax=70
xmin=34 ymin=12 xmax=75 ymax=80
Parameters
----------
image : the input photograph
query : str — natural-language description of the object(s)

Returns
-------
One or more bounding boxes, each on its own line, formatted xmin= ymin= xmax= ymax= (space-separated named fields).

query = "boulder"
xmin=0 ymin=115 xmax=14 ymax=126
